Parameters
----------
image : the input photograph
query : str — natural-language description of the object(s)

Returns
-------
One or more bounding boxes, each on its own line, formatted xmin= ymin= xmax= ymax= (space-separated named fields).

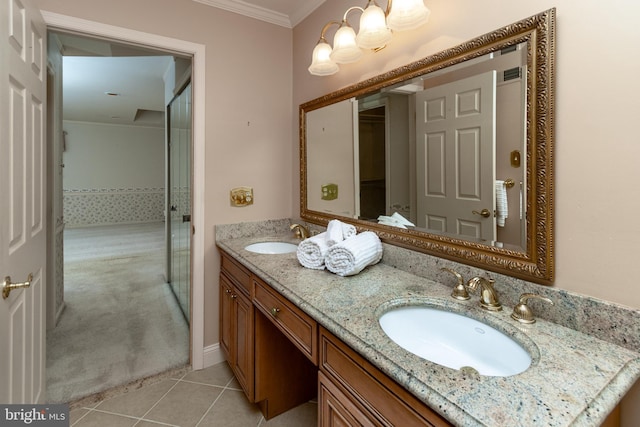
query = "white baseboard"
xmin=202 ymin=343 xmax=225 ymax=369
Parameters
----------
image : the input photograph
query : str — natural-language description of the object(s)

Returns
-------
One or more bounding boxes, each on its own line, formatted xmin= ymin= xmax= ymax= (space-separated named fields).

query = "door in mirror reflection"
xmin=416 ymin=70 xmax=497 ymax=242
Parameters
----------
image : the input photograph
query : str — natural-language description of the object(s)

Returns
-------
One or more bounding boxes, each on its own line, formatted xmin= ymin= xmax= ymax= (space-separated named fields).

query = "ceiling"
xmin=57 ymin=0 xmax=325 ymax=128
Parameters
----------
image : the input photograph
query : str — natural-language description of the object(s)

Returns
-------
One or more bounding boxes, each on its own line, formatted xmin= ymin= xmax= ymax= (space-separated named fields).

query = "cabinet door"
xmin=219 ymin=272 xmax=254 ymax=400
xmin=219 ymin=274 xmax=233 ymax=361
xmin=233 ymin=290 xmax=254 ymax=399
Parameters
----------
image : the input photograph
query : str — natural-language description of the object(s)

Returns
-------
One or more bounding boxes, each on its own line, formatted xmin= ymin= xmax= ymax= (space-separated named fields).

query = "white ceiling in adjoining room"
xmin=62 ymin=55 xmax=173 ymax=127
xmin=57 ymin=0 xmax=324 ymax=127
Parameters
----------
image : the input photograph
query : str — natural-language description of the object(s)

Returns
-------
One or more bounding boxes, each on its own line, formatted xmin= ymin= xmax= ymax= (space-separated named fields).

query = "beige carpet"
xmin=46 ymin=223 xmax=189 ymax=403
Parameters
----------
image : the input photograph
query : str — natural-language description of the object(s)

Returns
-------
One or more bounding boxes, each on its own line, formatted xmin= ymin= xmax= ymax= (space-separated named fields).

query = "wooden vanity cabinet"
xmin=219 ymin=250 xmax=316 ymax=420
xmin=219 ymin=254 xmax=254 ymax=399
xmin=319 ymin=327 xmax=452 ymax=427
xmin=220 ymin=249 xmax=452 ymax=425
xmin=253 ymin=276 xmax=317 ymax=419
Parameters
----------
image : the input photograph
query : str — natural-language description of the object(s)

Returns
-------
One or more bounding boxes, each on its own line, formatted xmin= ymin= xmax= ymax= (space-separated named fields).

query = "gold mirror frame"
xmin=300 ymin=9 xmax=555 ymax=284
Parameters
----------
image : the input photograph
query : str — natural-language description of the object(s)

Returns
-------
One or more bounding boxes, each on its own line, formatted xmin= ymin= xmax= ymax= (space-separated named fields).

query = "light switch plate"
xmin=321 ymin=183 xmax=338 ymax=200
xmin=230 ymin=187 xmax=253 ymax=207
xmin=510 ymin=150 xmax=521 ymax=168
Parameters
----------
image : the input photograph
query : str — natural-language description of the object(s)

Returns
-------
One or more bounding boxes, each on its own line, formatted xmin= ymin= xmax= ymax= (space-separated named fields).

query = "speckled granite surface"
xmin=215 ymin=219 xmax=640 ymax=427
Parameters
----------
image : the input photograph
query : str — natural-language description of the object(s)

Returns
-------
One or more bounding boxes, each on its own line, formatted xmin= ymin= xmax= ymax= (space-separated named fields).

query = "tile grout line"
xmin=194 ymin=376 xmax=238 ymax=427
xmin=79 ymin=407 xmax=177 ymax=427
xmin=70 ymin=408 xmax=91 ymax=427
xmin=72 ymin=367 xmax=246 ymax=426
xmin=179 ymin=378 xmax=241 ymax=391
xmin=131 ymin=375 xmax=185 ymax=427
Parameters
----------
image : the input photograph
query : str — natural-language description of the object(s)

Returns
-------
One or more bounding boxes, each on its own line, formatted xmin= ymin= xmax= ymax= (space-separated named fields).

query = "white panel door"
xmin=416 ymin=70 xmax=497 ymax=242
xmin=0 ymin=0 xmax=47 ymax=404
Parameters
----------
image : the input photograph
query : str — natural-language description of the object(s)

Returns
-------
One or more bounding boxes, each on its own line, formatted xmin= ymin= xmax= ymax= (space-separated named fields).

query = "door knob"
xmin=2 ymin=273 xmax=33 ymax=299
xmin=472 ymin=209 xmax=491 ymax=218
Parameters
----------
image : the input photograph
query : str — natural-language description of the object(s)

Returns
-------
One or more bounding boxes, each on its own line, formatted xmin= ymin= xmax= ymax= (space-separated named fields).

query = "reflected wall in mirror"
xmin=301 ymin=9 xmax=555 ymax=284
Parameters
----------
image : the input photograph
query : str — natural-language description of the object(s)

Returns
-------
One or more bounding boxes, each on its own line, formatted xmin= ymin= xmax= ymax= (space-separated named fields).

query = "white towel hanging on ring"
xmin=495 ymin=180 xmax=508 ymax=227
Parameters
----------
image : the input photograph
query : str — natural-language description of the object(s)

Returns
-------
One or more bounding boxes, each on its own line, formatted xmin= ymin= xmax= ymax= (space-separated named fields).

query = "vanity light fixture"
xmin=308 ymin=0 xmax=430 ymax=76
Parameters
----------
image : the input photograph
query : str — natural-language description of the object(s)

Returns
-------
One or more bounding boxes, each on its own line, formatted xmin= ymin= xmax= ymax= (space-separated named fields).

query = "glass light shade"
xmin=330 ymin=25 xmax=362 ymax=64
xmin=356 ymin=3 xmax=392 ymax=49
xmin=308 ymin=41 xmax=339 ymax=76
xmin=387 ymin=0 xmax=431 ymax=31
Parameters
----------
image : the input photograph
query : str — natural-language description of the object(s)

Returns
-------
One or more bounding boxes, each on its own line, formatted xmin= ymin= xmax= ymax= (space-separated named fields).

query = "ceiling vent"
xmin=503 ymin=67 xmax=522 ymax=82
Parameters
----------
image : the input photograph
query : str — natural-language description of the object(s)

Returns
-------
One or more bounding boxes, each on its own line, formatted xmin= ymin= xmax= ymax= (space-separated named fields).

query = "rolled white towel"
xmin=296 ymin=232 xmax=329 ymax=270
xmin=342 ymin=222 xmax=357 ymax=240
xmin=326 ymin=219 xmax=357 ymax=246
xmin=326 ymin=220 xmax=344 ymax=246
xmin=325 ymin=231 xmax=383 ymax=276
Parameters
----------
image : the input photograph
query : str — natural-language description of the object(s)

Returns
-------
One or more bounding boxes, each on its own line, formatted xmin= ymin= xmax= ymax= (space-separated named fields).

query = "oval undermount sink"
xmin=244 ymin=242 xmax=298 ymax=254
xmin=379 ymin=306 xmax=531 ymax=377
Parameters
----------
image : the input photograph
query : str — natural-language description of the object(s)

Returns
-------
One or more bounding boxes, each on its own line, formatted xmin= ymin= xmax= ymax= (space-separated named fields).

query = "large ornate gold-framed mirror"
xmin=300 ymin=9 xmax=555 ymax=284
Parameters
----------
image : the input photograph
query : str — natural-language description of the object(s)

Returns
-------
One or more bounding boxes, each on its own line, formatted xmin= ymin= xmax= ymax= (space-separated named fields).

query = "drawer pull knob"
xmin=270 ymin=307 xmax=280 ymax=318
xmin=231 ymin=294 xmax=237 ymax=299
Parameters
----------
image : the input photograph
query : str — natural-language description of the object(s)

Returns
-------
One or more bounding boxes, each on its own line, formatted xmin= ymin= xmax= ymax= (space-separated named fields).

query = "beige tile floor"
xmin=69 ymin=362 xmax=317 ymax=427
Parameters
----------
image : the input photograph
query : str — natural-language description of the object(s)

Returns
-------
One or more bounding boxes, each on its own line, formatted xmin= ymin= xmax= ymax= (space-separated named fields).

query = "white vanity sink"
xmin=244 ymin=242 xmax=298 ymax=254
xmin=379 ymin=306 xmax=531 ymax=377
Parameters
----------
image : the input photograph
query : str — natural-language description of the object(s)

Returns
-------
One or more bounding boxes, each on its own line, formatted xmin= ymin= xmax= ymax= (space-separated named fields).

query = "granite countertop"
xmin=216 ymin=233 xmax=640 ymax=427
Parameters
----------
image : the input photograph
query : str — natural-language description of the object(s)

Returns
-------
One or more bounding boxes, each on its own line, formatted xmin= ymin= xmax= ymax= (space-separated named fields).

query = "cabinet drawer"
xmin=221 ymin=251 xmax=252 ymax=296
xmin=254 ymin=278 xmax=317 ymax=364
xmin=319 ymin=371 xmax=376 ymax=427
xmin=320 ymin=327 xmax=452 ymax=427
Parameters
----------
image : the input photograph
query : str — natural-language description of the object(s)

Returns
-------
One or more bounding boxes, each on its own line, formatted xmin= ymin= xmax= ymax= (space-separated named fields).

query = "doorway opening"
xmin=45 ymin=29 xmax=193 ymax=403
xmin=358 ymin=105 xmax=387 ymax=220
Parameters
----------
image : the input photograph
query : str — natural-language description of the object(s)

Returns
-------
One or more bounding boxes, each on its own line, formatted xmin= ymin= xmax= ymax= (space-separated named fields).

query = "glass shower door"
xmin=167 ymin=82 xmax=192 ymax=322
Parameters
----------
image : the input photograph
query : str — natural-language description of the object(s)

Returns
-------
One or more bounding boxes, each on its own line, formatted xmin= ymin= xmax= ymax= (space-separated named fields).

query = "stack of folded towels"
xmin=377 ymin=212 xmax=415 ymax=229
xmin=296 ymin=219 xmax=383 ymax=276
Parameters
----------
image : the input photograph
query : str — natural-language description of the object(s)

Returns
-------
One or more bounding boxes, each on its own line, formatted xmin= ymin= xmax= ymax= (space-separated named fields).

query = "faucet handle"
xmin=441 ymin=268 xmax=469 ymax=300
xmin=511 ymin=293 xmax=554 ymax=324
xmin=290 ymin=223 xmax=310 ymax=239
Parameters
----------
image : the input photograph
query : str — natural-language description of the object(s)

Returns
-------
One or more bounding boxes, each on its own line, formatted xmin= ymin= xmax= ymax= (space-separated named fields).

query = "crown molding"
xmin=193 ymin=0 xmax=324 ymax=28
xmin=194 ymin=0 xmax=290 ymax=27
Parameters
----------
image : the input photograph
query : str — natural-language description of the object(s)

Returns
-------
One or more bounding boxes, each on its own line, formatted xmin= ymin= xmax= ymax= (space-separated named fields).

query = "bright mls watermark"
xmin=1 ymin=405 xmax=69 ymax=426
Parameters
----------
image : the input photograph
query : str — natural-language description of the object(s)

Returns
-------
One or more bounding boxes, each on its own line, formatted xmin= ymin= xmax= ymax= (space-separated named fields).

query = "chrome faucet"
xmin=290 ymin=223 xmax=310 ymax=239
xmin=466 ymin=277 xmax=502 ymax=311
